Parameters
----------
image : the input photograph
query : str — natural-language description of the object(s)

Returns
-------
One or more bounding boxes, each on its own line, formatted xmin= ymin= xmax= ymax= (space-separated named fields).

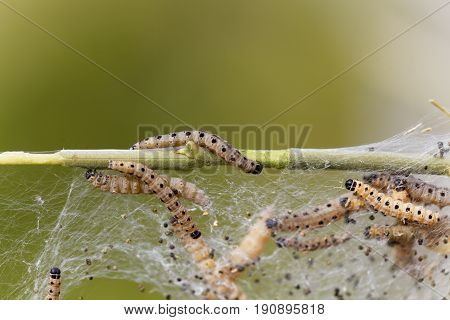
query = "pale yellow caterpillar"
xmin=45 ymin=267 xmax=61 ymax=300
xmin=345 ymin=179 xmax=440 ymax=225
xmin=366 ymin=221 xmax=450 ymax=255
xmin=364 ymin=224 xmax=417 ymax=243
xmin=130 ymin=131 xmax=263 ymax=174
xmin=363 ymin=173 xmax=449 ymax=207
xmin=107 ymin=161 xmax=245 ymax=300
xmin=265 ymin=193 xmax=365 ymax=232
xmin=276 ymin=233 xmax=352 ymax=252
xmin=221 ymin=208 xmax=273 ymax=278
xmin=85 ymin=169 xmax=210 ymax=207
xmin=365 ymin=224 xmax=416 ymax=268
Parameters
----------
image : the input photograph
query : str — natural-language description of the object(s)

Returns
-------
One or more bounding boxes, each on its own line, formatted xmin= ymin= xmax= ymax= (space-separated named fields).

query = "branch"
xmin=0 ymin=147 xmax=448 ymax=176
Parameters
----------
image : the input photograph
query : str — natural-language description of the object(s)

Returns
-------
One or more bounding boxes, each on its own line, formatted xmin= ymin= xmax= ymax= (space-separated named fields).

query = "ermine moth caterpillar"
xmin=131 ymin=131 xmax=263 ymax=174
xmin=45 ymin=267 xmax=61 ymax=300
xmin=345 ymin=179 xmax=440 ymax=225
xmin=265 ymin=193 xmax=365 ymax=232
xmin=364 ymin=173 xmax=449 ymax=207
xmin=276 ymin=233 xmax=351 ymax=252
xmin=222 ymin=208 xmax=273 ymax=278
xmin=85 ymin=169 xmax=210 ymax=207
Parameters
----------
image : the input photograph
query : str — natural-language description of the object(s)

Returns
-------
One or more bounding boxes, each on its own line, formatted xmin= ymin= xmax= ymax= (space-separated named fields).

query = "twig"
xmin=0 ymin=147 xmax=448 ymax=176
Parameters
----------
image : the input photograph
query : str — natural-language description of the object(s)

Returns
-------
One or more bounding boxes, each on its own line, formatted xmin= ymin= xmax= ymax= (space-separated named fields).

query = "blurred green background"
xmin=1 ymin=0 xmax=449 ymax=151
xmin=0 ymin=0 xmax=449 ymax=299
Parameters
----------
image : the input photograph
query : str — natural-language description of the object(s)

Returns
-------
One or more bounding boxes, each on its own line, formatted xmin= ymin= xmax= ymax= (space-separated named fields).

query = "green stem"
xmin=0 ymin=148 xmax=448 ymax=176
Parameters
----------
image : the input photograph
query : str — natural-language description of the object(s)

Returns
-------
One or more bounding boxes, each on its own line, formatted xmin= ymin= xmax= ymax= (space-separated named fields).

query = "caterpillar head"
xmin=50 ymin=267 xmax=61 ymax=279
xmin=85 ymin=169 xmax=96 ymax=180
xmin=252 ymin=163 xmax=263 ymax=174
xmin=394 ymin=178 xmax=406 ymax=191
xmin=190 ymin=230 xmax=202 ymax=239
xmin=275 ymin=238 xmax=286 ymax=248
xmin=345 ymin=179 xmax=356 ymax=191
xmin=265 ymin=218 xmax=278 ymax=229
xmin=130 ymin=143 xmax=139 ymax=150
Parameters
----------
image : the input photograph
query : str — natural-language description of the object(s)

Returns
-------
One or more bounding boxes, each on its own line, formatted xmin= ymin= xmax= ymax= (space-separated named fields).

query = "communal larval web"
xmin=0 ymin=113 xmax=448 ymax=300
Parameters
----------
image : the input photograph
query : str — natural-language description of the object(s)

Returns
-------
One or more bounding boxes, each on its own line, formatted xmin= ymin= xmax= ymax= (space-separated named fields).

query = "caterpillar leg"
xmin=130 ymin=131 xmax=263 ymax=174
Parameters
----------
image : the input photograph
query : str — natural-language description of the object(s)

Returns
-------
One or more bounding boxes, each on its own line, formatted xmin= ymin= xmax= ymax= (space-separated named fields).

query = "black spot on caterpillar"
xmin=85 ymin=169 xmax=210 ymax=207
xmin=107 ymin=161 xmax=245 ymax=299
xmin=131 ymin=131 xmax=263 ymax=174
xmin=266 ymin=193 xmax=365 ymax=232
xmin=345 ymin=179 xmax=440 ymax=225
xmin=276 ymin=233 xmax=351 ymax=252
xmin=363 ymin=173 xmax=449 ymax=207
xmin=45 ymin=267 xmax=61 ymax=300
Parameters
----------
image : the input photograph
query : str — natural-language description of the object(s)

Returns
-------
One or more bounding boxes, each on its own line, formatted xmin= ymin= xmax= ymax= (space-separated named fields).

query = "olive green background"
xmin=0 ymin=0 xmax=449 ymax=299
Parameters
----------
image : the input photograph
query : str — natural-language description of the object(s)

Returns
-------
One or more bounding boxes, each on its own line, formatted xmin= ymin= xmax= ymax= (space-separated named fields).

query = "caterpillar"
xmin=45 ymin=267 xmax=61 ymax=300
xmin=265 ymin=193 xmax=365 ymax=232
xmin=130 ymin=131 xmax=263 ymax=174
xmin=363 ymin=173 xmax=449 ymax=207
xmin=221 ymin=208 xmax=273 ymax=278
xmin=365 ymin=221 xmax=450 ymax=254
xmin=85 ymin=169 xmax=210 ymax=207
xmin=276 ymin=233 xmax=351 ymax=252
xmin=364 ymin=224 xmax=417 ymax=268
xmin=345 ymin=179 xmax=440 ymax=225
xmin=364 ymin=224 xmax=418 ymax=243
xmin=107 ymin=161 xmax=245 ymax=299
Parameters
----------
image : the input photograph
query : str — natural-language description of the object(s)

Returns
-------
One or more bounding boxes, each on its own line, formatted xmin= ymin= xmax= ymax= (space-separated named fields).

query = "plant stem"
xmin=0 ymin=147 xmax=448 ymax=176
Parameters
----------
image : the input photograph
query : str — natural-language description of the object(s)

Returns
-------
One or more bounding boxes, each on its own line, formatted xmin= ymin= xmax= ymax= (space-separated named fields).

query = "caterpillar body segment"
xmin=364 ymin=173 xmax=449 ymax=207
xmin=85 ymin=169 xmax=210 ymax=207
xmin=345 ymin=179 xmax=440 ymax=226
xmin=162 ymin=176 xmax=210 ymax=208
xmin=276 ymin=233 xmax=352 ymax=252
xmin=265 ymin=193 xmax=365 ymax=232
xmin=45 ymin=267 xmax=61 ymax=300
xmin=130 ymin=131 xmax=263 ymax=174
